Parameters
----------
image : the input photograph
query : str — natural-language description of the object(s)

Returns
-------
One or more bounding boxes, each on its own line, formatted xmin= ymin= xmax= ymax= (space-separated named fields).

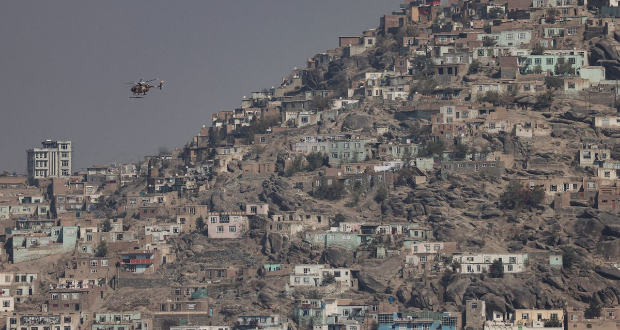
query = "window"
xmin=61 ymin=152 xmax=69 ymax=158
xmin=294 ymin=277 xmax=300 ymax=284
xmin=522 ymin=313 xmax=529 ymax=320
xmin=546 ymin=58 xmax=554 ymax=65
xmin=568 ymin=27 xmax=577 ymax=35
xmin=229 ymin=226 xmax=236 ymax=233
xmin=3 ymin=300 xmax=10 ymax=307
xmin=507 ymin=265 xmax=514 ymax=271
xmin=509 ymin=257 xmax=516 ymax=264
xmin=216 ymin=226 xmax=224 ymax=233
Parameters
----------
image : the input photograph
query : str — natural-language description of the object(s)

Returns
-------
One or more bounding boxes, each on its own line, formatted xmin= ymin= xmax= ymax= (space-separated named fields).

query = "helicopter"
xmin=125 ymin=78 xmax=164 ymax=98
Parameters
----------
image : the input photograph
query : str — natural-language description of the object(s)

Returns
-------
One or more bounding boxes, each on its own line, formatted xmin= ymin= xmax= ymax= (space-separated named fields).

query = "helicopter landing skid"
xmin=130 ymin=96 xmax=144 ymax=99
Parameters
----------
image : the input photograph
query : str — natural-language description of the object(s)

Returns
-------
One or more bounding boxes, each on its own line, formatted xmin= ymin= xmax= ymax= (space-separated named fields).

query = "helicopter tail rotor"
xmin=158 ymin=80 xmax=164 ymax=90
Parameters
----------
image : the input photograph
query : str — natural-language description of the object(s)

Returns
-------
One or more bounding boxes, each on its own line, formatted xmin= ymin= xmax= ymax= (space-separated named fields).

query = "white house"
xmin=289 ymin=264 xmax=351 ymax=287
xmin=452 ymin=253 xmax=529 ymax=274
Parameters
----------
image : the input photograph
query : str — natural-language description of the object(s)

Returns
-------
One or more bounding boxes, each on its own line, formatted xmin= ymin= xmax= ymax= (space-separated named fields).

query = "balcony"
xmin=122 ymin=258 xmax=154 ymax=264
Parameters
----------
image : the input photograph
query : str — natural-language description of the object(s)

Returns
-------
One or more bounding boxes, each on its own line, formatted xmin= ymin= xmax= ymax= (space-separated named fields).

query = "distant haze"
xmin=0 ymin=0 xmax=402 ymax=173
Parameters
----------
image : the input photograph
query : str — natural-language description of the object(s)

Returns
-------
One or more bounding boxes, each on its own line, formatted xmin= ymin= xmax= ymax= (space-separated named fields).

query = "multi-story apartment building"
xmin=6 ymin=313 xmax=80 ymax=330
xmin=26 ymin=140 xmax=72 ymax=180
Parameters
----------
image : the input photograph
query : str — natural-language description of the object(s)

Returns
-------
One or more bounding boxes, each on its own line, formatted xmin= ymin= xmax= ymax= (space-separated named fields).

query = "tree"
xmin=502 ymin=180 xmax=525 ymax=209
xmin=305 ymin=152 xmax=326 ymax=171
xmin=584 ymin=299 xmax=602 ymax=319
xmin=312 ymin=96 xmax=332 ymax=112
xmin=396 ymin=26 xmax=419 ymax=40
xmin=322 ymin=273 xmax=336 ymax=285
xmin=535 ymin=89 xmax=555 ymax=109
xmin=482 ymin=36 xmax=497 ymax=47
xmin=554 ymin=57 xmax=575 ymax=75
xmin=468 ymin=60 xmax=482 ymax=75
xmin=488 ymin=7 xmax=505 ymax=19
xmin=490 ymin=259 xmax=505 ymax=278
xmin=157 ymin=146 xmax=171 ymax=156
xmin=544 ymin=76 xmax=564 ymax=89
xmin=532 ymin=65 xmax=543 ymax=74
xmin=331 ymin=213 xmax=347 ymax=227
xmin=375 ymin=185 xmax=388 ymax=203
xmin=481 ymin=91 xmax=502 ymax=106
xmin=101 ymin=219 xmax=112 ymax=232
xmin=195 ymin=217 xmax=205 ymax=232
xmin=285 ymin=156 xmax=304 ymax=177
xmin=349 ymin=180 xmax=365 ymax=206
xmin=305 ymin=69 xmax=323 ymax=89
xmin=95 ymin=241 xmax=108 ymax=257
xmin=411 ymin=55 xmax=435 ymax=78
xmin=501 ymin=180 xmax=546 ymax=209
xmin=529 ymin=186 xmax=546 ymax=207
xmin=454 ymin=143 xmax=469 ymax=160
xmin=544 ymin=318 xmax=563 ymax=327
xmin=420 ymin=140 xmax=446 ymax=157
xmin=411 ymin=78 xmax=438 ymax=96
xmin=531 ymin=43 xmax=546 ymax=55
xmin=562 ymin=247 xmax=576 ymax=269
xmin=395 ymin=168 xmax=422 ymax=188
xmin=545 ymin=8 xmax=559 ymax=24
xmin=315 ymin=181 xmax=346 ymax=200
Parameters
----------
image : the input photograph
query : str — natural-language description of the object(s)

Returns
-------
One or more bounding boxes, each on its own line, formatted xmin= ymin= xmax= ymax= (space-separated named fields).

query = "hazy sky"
xmin=0 ymin=1 xmax=402 ymax=173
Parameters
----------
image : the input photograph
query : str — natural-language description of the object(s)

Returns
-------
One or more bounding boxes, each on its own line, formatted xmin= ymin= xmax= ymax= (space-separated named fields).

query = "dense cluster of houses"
xmin=4 ymin=0 xmax=620 ymax=329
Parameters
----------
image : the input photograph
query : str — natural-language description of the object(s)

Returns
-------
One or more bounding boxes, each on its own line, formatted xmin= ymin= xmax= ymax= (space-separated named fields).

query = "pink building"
xmin=206 ymin=213 xmax=248 ymax=239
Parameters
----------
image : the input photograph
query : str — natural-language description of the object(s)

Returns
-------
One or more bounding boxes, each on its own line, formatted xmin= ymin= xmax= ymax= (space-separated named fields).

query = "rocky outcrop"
xmin=595 ymin=266 xmax=620 ymax=280
xmin=321 ymin=247 xmax=354 ymax=267
xmin=342 ymin=114 xmax=373 ymax=131
xmin=358 ymin=273 xmax=387 ymax=294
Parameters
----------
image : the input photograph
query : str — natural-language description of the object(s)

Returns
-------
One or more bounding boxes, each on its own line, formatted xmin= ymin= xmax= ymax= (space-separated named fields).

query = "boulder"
xmin=603 ymin=225 xmax=620 ymax=238
xmin=358 ymin=273 xmax=386 ymax=294
xmin=190 ymin=244 xmax=205 ymax=254
xmin=481 ymin=208 xmax=503 ymax=219
xmin=396 ymin=285 xmax=412 ymax=305
xmin=321 ymin=247 xmax=354 ymax=268
xmin=511 ymin=286 xmax=537 ymax=309
xmin=342 ymin=114 xmax=373 ymax=131
xmin=595 ymin=41 xmax=619 ymax=61
xmin=596 ymin=240 xmax=620 ymax=260
xmin=595 ymin=266 xmax=620 ymax=280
